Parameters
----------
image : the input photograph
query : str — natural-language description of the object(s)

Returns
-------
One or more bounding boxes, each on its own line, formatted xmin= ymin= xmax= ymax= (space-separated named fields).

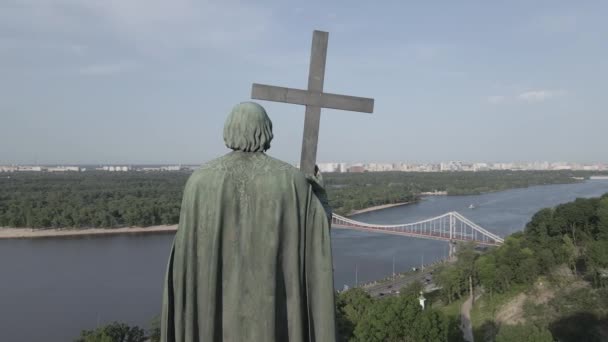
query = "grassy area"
xmin=428 ymin=288 xmax=466 ymax=320
xmin=425 ymin=282 xmax=534 ymax=340
xmin=470 ymin=284 xmax=531 ymax=341
xmin=470 ymin=276 xmax=608 ymax=341
xmin=523 ymin=282 xmax=608 ymax=341
xmin=438 ymin=297 xmax=465 ymax=318
xmin=420 ymin=288 xmax=465 ymax=319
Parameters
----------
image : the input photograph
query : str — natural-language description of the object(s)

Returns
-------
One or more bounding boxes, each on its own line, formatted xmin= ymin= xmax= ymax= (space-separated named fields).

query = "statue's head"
xmin=224 ymin=102 xmax=273 ymax=152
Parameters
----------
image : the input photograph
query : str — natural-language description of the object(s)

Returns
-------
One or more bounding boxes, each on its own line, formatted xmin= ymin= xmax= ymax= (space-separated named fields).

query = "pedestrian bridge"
xmin=332 ymin=212 xmax=504 ymax=246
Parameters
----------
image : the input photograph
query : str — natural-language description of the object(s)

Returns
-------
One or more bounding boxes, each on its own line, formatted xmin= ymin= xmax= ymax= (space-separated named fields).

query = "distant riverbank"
xmin=0 ymin=225 xmax=177 ymax=239
xmin=8 ymin=178 xmax=598 ymax=239
xmin=0 ymin=201 xmax=415 ymax=239
xmin=348 ymin=201 xmax=413 ymax=216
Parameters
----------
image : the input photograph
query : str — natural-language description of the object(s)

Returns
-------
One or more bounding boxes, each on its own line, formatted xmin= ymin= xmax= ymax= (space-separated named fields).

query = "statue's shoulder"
xmin=196 ymin=155 xmax=228 ymax=172
xmin=262 ymin=154 xmax=298 ymax=172
xmin=189 ymin=152 xmax=304 ymax=180
xmin=260 ymin=154 xmax=308 ymax=181
xmin=184 ymin=153 xmax=310 ymax=195
xmin=184 ymin=155 xmax=226 ymax=185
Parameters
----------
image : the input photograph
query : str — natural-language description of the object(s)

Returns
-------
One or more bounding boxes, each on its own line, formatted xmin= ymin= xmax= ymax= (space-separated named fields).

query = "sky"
xmin=1 ymin=1 xmax=607 ymax=165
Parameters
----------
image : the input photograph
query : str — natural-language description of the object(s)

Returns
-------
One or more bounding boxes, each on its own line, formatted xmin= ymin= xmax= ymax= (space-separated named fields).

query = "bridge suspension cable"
xmin=331 ymin=212 xmax=504 ymax=246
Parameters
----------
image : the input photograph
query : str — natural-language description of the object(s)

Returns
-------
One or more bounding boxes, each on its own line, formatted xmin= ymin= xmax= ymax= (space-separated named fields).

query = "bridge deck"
xmin=331 ymin=211 xmax=504 ymax=245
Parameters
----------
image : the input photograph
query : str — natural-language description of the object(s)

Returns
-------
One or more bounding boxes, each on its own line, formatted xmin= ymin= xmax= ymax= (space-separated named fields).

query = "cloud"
xmin=0 ymin=0 xmax=276 ymax=73
xmin=487 ymin=89 xmax=564 ymax=104
xmin=518 ymin=90 xmax=558 ymax=102
xmin=73 ymin=1 xmax=273 ymax=51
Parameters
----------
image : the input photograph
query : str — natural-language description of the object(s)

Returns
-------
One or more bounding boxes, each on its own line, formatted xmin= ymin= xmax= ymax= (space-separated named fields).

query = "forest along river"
xmin=1 ymin=180 xmax=608 ymax=342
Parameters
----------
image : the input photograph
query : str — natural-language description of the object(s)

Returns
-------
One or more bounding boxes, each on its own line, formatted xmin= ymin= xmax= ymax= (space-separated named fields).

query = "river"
xmin=1 ymin=180 xmax=608 ymax=341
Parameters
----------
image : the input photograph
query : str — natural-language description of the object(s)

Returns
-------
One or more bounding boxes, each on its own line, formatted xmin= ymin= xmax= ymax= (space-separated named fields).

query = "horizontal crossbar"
xmin=252 ymin=83 xmax=374 ymax=113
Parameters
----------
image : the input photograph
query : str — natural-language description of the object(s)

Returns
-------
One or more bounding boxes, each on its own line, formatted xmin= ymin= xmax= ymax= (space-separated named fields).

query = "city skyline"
xmin=2 ymin=160 xmax=607 ymax=173
xmin=2 ymin=2 xmax=608 ymax=164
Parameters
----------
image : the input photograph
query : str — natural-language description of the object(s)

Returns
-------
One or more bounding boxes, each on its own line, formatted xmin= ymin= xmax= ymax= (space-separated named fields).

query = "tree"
xmin=562 ymin=235 xmax=578 ymax=274
xmin=148 ymin=315 xmax=161 ymax=342
xmin=353 ymin=296 xmax=449 ymax=342
xmin=525 ymin=208 xmax=553 ymax=245
xmin=536 ymin=248 xmax=556 ymax=273
xmin=475 ymin=255 xmax=498 ymax=297
xmin=400 ymin=280 xmax=424 ymax=299
xmin=516 ymin=257 xmax=539 ymax=284
xmin=597 ymin=197 xmax=608 ymax=240
xmin=336 ymin=288 xmax=373 ymax=340
xmin=353 ymin=296 xmax=415 ymax=342
xmin=551 ymin=198 xmax=599 ymax=242
xmin=75 ymin=322 xmax=146 ymax=342
xmin=435 ymin=265 xmax=463 ymax=303
xmin=495 ymin=264 xmax=514 ymax=293
xmin=586 ymin=239 xmax=608 ymax=287
xmin=455 ymin=243 xmax=477 ymax=282
xmin=412 ymin=309 xmax=450 ymax=342
xmin=0 ymin=170 xmax=590 ymax=228
xmin=513 ymin=248 xmax=538 ymax=284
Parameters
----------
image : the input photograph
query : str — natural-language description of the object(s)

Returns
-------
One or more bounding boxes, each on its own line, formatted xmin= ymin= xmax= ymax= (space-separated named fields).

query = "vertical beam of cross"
xmin=300 ymin=31 xmax=328 ymax=175
xmin=251 ymin=30 xmax=374 ymax=175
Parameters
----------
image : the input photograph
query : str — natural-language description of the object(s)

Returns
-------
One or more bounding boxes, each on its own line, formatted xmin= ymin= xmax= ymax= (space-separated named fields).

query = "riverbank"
xmin=0 ymin=201 xmax=414 ymax=239
xmin=348 ymin=201 xmax=413 ymax=216
xmin=4 ymin=179 xmax=602 ymax=239
xmin=0 ymin=225 xmax=177 ymax=239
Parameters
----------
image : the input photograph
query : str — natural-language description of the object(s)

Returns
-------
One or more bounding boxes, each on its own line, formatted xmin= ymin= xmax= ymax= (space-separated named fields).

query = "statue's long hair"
xmin=223 ymin=102 xmax=273 ymax=152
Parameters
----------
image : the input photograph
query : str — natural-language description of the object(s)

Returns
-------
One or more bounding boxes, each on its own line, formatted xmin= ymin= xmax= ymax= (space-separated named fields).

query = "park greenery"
xmin=0 ymin=172 xmax=187 ymax=228
xmin=335 ymin=285 xmax=464 ymax=342
xmin=333 ymin=193 xmax=608 ymax=341
xmin=432 ymin=193 xmax=608 ymax=341
xmin=0 ymin=170 xmax=595 ymax=228
xmin=71 ymin=193 xmax=608 ymax=341
xmin=79 ymin=287 xmax=462 ymax=342
xmin=74 ymin=321 xmax=147 ymax=342
xmin=74 ymin=317 xmax=160 ymax=342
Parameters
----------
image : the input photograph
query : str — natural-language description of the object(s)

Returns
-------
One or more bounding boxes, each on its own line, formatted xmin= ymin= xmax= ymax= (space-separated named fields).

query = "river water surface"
xmin=1 ymin=180 xmax=608 ymax=342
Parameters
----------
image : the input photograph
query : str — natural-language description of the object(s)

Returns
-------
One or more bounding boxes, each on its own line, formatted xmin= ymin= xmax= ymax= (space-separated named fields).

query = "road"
xmin=363 ymin=266 xmax=438 ymax=297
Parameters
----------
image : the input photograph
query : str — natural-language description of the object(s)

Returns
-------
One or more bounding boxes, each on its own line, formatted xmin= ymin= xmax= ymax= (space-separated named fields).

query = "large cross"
xmin=251 ymin=30 xmax=374 ymax=174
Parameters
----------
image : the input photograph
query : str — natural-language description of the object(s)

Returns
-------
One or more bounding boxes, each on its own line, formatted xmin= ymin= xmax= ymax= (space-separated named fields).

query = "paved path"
xmin=461 ymin=292 xmax=475 ymax=342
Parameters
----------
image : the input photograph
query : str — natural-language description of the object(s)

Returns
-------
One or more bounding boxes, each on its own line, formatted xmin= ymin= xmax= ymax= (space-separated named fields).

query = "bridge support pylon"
xmin=448 ymin=240 xmax=457 ymax=261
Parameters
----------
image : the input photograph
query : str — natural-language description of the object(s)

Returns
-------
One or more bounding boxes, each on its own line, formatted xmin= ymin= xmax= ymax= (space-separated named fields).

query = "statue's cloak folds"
xmin=161 ymin=151 xmax=336 ymax=342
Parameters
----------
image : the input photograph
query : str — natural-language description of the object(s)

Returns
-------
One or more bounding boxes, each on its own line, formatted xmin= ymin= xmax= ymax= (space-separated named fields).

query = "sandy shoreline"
xmin=0 ymin=225 xmax=177 ymax=240
xmin=347 ymin=201 xmax=413 ymax=216
xmin=0 ymin=201 xmax=414 ymax=239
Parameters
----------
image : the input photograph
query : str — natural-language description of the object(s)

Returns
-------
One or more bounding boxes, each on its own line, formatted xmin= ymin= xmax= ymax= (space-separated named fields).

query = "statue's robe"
xmin=161 ymin=151 xmax=336 ymax=342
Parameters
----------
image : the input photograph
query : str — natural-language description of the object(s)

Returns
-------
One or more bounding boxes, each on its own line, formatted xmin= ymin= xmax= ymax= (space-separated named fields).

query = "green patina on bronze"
xmin=223 ymin=102 xmax=273 ymax=152
xmin=161 ymin=102 xmax=336 ymax=342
